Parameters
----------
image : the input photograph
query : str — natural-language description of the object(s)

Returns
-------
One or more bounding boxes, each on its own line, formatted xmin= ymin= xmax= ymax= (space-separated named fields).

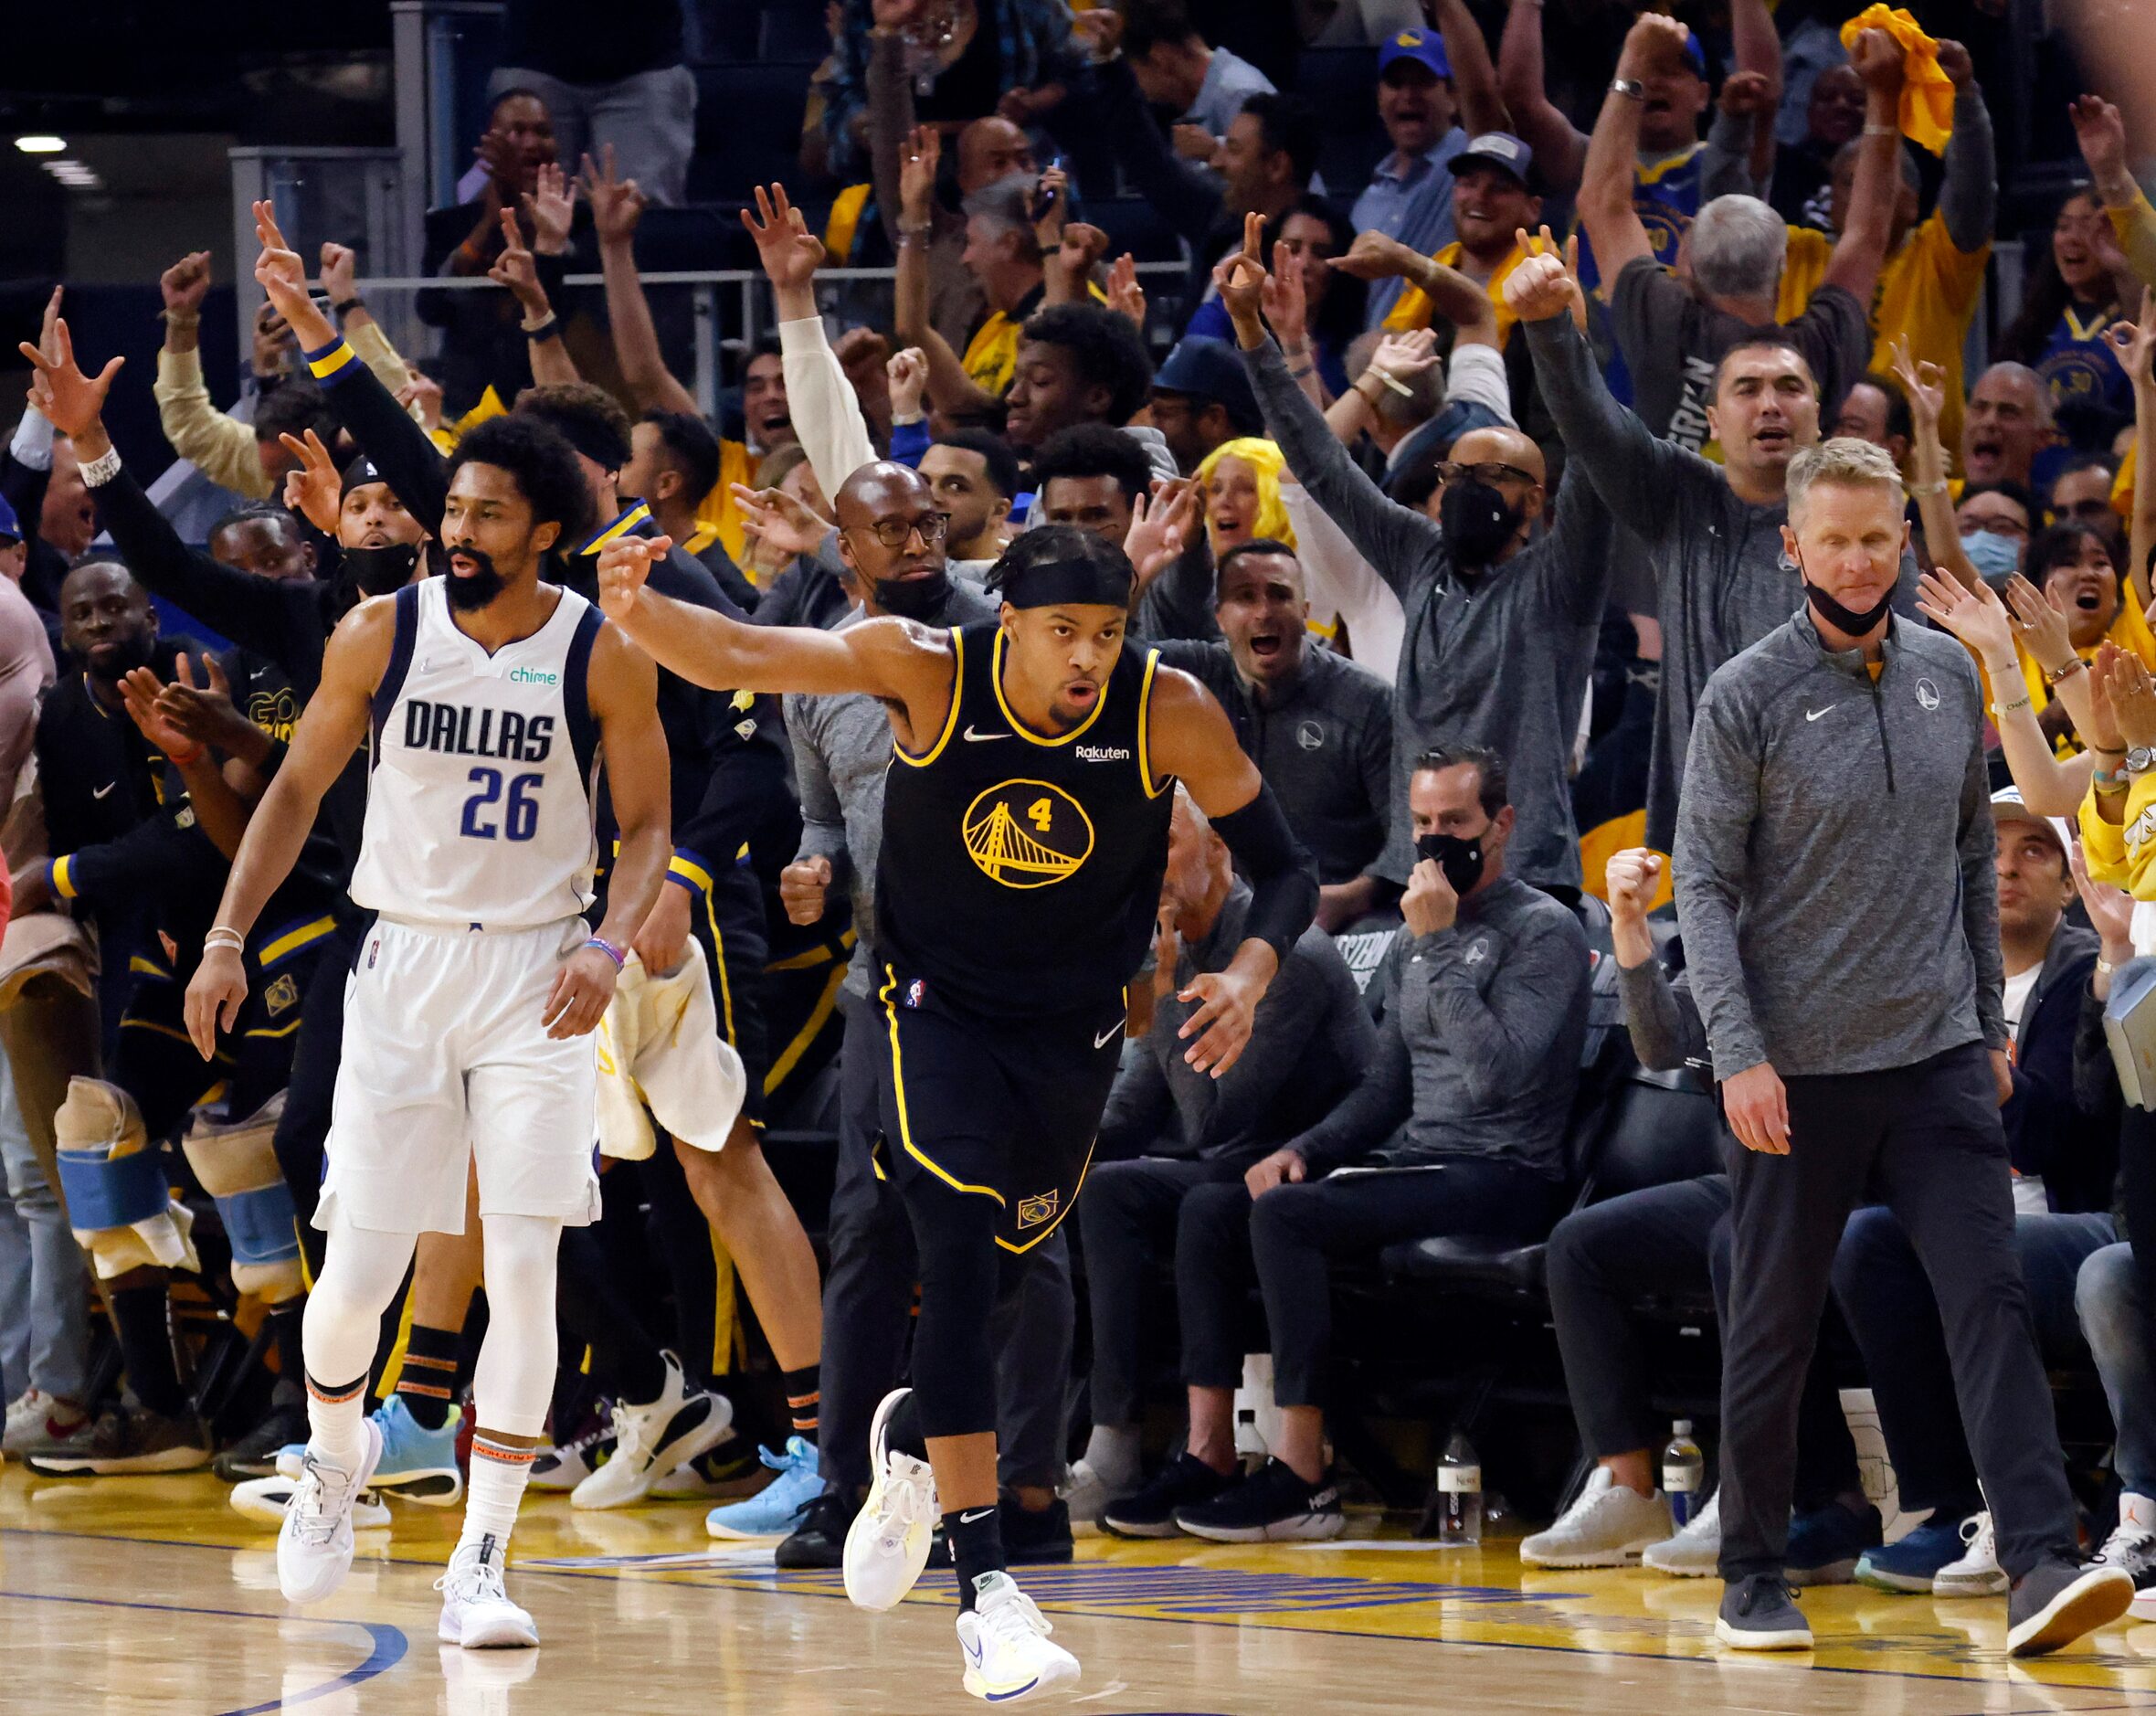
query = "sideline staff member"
xmin=1668 ymin=429 xmax=2131 ymax=1657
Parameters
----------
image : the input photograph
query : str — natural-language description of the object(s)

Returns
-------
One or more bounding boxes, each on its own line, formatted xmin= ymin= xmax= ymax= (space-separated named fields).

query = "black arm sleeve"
xmin=305 ymin=339 xmax=450 ymax=533
xmin=1210 ymin=785 xmax=1319 ymax=965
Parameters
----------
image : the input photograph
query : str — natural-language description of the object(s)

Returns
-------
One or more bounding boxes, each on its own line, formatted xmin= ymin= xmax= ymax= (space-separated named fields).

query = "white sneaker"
xmin=1934 ymin=1511 xmax=2008 ymax=1597
xmin=233 ymin=1471 xmax=391 ymax=1530
xmin=436 ymin=1538 xmax=539 ymax=1648
xmin=569 ymin=1353 xmax=735 ymax=1509
xmin=277 ymin=1417 xmax=386 ymax=1605
xmin=527 ymin=1424 xmax=614 ymax=1492
xmin=956 ymin=1571 xmax=1080 ymax=1703
xmin=1062 ymin=1457 xmax=1136 ymax=1532
xmin=843 ymin=1388 xmax=938 ymax=1612
xmin=1520 ymin=1467 xmax=1675 ymax=1568
xmin=1643 ymin=1488 xmax=1723 ymax=1578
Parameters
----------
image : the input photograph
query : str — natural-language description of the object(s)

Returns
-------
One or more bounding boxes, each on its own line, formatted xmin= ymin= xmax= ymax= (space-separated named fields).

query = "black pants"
xmin=1719 ymin=1043 xmax=2076 ymax=1582
xmin=1179 ymin=1157 xmax=1559 ymax=1407
xmin=1832 ymin=1204 xmax=2112 ymax=1520
xmin=819 ymin=992 xmax=1074 ymax=1489
xmin=271 ymin=916 xmax=364 ymax=1275
xmin=1078 ymin=1154 xmax=1256 ymax=1428
xmin=1545 ymin=1172 xmax=1860 ymax=1505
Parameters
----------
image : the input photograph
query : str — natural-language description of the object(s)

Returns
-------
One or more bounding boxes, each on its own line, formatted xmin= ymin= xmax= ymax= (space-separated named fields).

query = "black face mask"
xmin=444 ymin=546 xmax=508 ymax=611
xmin=1795 ymin=550 xmax=1896 ymax=639
xmin=1439 ymin=478 xmax=1525 ymax=569
xmin=872 ymin=568 xmax=951 ymax=621
xmin=1416 ymin=829 xmax=1486 ymax=896
xmin=342 ymin=541 xmax=421 ymax=598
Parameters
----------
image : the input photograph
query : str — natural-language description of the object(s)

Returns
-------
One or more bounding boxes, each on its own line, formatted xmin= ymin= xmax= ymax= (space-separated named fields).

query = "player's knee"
xmin=181 ymin=1093 xmax=307 ymax=1302
xmin=53 ymin=1077 xmax=200 ymax=1280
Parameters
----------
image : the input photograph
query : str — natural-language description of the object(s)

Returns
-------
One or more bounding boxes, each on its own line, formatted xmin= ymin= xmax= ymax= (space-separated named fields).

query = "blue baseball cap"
xmin=1379 ymin=28 xmax=1451 ymax=82
xmin=1679 ymin=32 xmax=1707 ymax=74
xmin=1448 ymin=131 xmax=1536 ymax=190
xmin=0 ymin=491 xmax=18 ymax=543
xmin=1152 ymin=337 xmax=1261 ymax=432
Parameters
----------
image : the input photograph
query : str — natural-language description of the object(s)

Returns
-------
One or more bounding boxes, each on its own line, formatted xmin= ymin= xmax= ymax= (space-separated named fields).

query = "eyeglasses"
xmin=1433 ymin=461 xmax=1537 ymax=489
xmin=844 ymin=513 xmax=950 ymax=550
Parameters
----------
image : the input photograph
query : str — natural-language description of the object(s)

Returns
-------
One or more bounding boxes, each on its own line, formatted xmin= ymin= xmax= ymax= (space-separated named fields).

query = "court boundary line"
xmin=8 ymin=1521 xmax=2156 ymax=1702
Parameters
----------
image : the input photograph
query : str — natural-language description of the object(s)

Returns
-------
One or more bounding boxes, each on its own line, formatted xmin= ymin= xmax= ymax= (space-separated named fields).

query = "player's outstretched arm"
xmin=549 ymin=626 xmax=670 ymax=1039
xmin=1147 ymin=667 xmax=1320 ymax=1078
xmin=597 ymin=533 xmax=957 ymax=731
xmin=184 ymin=597 xmax=394 ymax=1056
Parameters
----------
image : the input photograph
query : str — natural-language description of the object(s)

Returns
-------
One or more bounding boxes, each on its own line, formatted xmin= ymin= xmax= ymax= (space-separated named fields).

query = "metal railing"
xmin=343 ymin=262 xmax=1189 ymax=420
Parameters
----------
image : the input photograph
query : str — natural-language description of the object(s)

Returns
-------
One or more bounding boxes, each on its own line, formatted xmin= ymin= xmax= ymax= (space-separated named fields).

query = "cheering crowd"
xmin=7 ymin=0 xmax=2156 ymax=1661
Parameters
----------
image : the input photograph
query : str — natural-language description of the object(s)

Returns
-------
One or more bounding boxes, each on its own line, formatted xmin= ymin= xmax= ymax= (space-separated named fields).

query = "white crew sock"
xmin=458 ymin=1433 xmax=538 ymax=1556
xmin=304 ymin=1372 xmax=369 ymax=1473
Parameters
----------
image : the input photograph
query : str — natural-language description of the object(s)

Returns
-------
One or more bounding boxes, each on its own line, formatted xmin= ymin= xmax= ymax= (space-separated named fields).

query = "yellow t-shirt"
xmin=687 ymin=438 xmax=756 ymax=571
xmin=960 ymin=281 xmax=1109 ymax=400
xmin=1779 ymin=214 xmax=1990 ymax=459
xmin=1382 ymin=242 xmax=1527 ymax=341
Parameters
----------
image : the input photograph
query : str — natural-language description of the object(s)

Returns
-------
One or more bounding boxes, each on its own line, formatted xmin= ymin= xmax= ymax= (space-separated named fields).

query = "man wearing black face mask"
xmin=1158 ymin=742 xmax=1591 ymax=1542
xmin=1674 ymin=438 xmax=2129 ymax=1656
xmin=1216 ymin=229 xmax=1613 ymax=896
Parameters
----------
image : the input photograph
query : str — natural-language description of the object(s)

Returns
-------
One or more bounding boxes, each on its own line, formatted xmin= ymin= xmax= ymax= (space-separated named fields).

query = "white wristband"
xmin=205 ymin=927 xmax=246 ymax=953
xmin=79 ymin=445 xmax=122 ymax=489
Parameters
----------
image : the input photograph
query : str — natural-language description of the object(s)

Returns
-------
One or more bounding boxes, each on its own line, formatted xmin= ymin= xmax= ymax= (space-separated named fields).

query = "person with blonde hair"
xmin=1195 ymin=437 xmax=1295 ymax=558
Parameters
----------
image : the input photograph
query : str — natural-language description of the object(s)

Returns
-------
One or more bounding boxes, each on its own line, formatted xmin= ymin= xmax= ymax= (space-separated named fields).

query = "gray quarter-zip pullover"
xmin=1673 ymin=608 xmax=2007 ymax=1080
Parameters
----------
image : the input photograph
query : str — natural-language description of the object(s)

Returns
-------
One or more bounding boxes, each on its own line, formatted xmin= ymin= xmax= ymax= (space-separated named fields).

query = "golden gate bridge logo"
xmin=963 ymin=779 xmax=1094 ymax=888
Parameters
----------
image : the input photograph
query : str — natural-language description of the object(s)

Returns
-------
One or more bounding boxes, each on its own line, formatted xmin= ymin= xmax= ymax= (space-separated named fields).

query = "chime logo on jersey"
xmin=961 ymin=779 xmax=1094 ymax=889
xmin=401 ymin=698 xmax=555 ymax=763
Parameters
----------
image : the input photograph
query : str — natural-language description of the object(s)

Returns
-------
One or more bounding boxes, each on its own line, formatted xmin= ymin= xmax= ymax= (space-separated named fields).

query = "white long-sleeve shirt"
xmin=777 ymin=315 xmax=879 ymax=505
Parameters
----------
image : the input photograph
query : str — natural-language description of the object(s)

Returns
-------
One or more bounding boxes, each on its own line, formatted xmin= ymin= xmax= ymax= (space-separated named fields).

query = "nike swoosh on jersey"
xmin=963 ymin=726 xmax=1009 ymax=742
xmin=93 ymin=782 xmax=117 ymax=800
xmin=1094 ymin=1023 xmax=1121 ymax=1049
xmin=1804 ymin=705 xmax=1834 ymax=722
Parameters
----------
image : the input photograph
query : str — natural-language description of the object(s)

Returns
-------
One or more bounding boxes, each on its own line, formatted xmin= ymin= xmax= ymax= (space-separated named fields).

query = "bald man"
xmin=1220 ymin=261 xmax=1616 ymax=894
xmin=1962 ymin=363 xmax=2058 ymax=490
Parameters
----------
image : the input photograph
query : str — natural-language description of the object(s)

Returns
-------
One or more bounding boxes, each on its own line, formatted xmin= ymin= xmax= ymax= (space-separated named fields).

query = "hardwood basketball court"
xmin=5 ymin=1471 xmax=2155 ymax=1713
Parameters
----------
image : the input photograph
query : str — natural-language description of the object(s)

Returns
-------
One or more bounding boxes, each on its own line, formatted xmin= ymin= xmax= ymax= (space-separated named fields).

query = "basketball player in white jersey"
xmin=186 ymin=413 xmax=671 ymax=1648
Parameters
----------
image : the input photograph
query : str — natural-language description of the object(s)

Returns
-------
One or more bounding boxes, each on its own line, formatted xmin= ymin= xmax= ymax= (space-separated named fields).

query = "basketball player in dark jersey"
xmin=599 ymin=515 xmax=1316 ymax=1702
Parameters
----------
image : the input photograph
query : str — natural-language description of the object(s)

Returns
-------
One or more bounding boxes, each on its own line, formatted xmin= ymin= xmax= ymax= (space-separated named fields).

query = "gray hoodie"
xmin=1524 ymin=313 xmax=1918 ymax=854
xmin=1672 ymin=608 xmax=2007 ymax=1081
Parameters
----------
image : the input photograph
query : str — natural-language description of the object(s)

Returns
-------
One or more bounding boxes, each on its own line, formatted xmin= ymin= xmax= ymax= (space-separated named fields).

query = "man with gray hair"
xmin=1587 ymin=14 xmax=1908 ymax=450
xmin=1673 ymin=435 xmax=2131 ymax=1656
xmin=1962 ymin=362 xmax=2058 ymax=490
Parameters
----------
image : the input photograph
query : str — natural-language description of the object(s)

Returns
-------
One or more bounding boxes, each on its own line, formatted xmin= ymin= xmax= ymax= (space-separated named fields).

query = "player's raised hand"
xmin=1178 ymin=963 xmax=1263 ymax=1078
xmin=780 ymin=854 xmax=833 ymax=925
xmin=596 ymin=533 xmax=671 ymax=621
xmin=729 ymin=483 xmax=831 ymax=558
xmin=280 ymin=427 xmax=343 ymax=535
xmin=1503 ymin=230 xmax=1582 ymax=324
xmin=252 ymin=199 xmax=311 ymax=316
xmin=544 ymin=943 xmax=621 ymax=1039
xmin=185 ymin=947 xmax=248 ymax=1060
xmin=19 ymin=318 xmax=122 ymax=440
xmin=744 ymin=183 xmax=826 ymax=290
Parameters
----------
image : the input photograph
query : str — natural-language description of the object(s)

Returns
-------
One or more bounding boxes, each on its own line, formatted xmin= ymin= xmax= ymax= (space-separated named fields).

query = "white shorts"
xmin=318 ymin=916 xmax=601 ymax=1236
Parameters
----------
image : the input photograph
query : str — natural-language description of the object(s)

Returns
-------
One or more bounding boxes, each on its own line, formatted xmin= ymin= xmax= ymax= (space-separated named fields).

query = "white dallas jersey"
xmin=350 ymin=577 xmax=604 ymax=928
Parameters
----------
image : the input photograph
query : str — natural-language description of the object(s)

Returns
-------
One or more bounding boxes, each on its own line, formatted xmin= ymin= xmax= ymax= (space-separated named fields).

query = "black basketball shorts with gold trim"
xmin=872 ymin=963 xmax=1126 ymax=1254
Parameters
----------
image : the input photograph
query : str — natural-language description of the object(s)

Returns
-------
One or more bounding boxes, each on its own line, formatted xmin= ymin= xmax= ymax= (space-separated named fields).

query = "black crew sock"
xmin=109 ymin=1283 xmax=189 ymax=1418
xmin=613 ymin=1343 xmax=670 ymax=1407
xmin=267 ymin=1298 xmax=307 ymax=1403
xmin=781 ymin=1362 xmax=820 ymax=1444
xmin=395 ymin=1321 xmax=463 ymax=1431
xmin=947 ymin=1506 xmax=1008 ymax=1613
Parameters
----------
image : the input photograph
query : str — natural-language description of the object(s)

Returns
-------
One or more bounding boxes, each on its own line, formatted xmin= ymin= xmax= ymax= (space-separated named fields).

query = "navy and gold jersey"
xmin=874 ymin=621 xmax=1177 ymax=1020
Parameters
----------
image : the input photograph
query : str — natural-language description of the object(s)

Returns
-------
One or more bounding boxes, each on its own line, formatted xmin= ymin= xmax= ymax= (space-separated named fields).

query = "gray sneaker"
xmin=2006 ymin=1553 xmax=2133 ymax=1657
xmin=1716 ymin=1574 xmax=1813 ymax=1650
xmin=24 ymin=1405 xmax=212 ymax=1475
xmin=4 ymin=1390 xmax=90 ymax=1456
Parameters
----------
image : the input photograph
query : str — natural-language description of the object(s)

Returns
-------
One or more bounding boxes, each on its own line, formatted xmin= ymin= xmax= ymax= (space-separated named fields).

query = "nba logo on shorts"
xmin=904 ymin=979 xmax=925 ymax=1009
xmin=1017 ymin=1191 xmax=1058 ymax=1229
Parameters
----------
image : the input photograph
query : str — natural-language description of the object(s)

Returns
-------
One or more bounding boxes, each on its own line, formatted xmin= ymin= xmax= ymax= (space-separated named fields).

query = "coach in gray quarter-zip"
xmin=1672 ymin=436 xmax=2130 ymax=1658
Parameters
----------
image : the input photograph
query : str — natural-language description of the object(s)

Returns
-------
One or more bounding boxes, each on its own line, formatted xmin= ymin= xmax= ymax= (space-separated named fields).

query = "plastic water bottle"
xmin=1434 ymin=1431 xmax=1483 ymax=1545
xmin=1663 ymin=1420 xmax=1705 ymax=1528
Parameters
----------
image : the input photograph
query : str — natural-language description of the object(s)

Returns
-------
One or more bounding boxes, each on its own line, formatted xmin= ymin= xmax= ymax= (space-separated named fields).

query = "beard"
xmin=445 ymin=547 xmax=508 ymax=610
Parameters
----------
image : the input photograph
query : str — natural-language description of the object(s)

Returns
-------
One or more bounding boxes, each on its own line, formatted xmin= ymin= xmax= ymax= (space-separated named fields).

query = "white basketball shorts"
xmin=318 ymin=916 xmax=601 ymax=1236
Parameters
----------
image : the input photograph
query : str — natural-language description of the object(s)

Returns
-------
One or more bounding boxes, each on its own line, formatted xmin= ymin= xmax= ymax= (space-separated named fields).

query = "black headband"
xmin=341 ymin=454 xmax=386 ymax=494
xmin=997 ymin=556 xmax=1135 ymax=609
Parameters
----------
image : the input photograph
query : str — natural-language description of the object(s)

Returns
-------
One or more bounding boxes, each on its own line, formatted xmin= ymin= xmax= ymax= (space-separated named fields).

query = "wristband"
xmin=162 ymin=308 xmax=200 ymax=330
xmin=584 ymin=936 xmax=627 ymax=970
xmin=1908 ymin=478 xmax=1947 ymax=496
xmin=2045 ymin=658 xmax=2088 ymax=687
xmin=1864 ymin=123 xmax=1897 ymax=137
xmin=164 ymin=741 xmax=205 ymax=767
xmin=2099 ymin=955 xmax=2119 ymax=976
xmin=205 ymin=927 xmax=246 ymax=953
xmin=1990 ymin=693 xmax=2033 ymax=718
xmin=892 ymin=410 xmax=925 ymax=427
xmin=2092 ymin=743 xmax=2128 ymax=756
xmin=78 ymin=445 xmax=122 ymax=488
xmin=521 ymin=311 xmax=559 ymax=339
xmin=333 ymin=296 xmax=364 ymax=317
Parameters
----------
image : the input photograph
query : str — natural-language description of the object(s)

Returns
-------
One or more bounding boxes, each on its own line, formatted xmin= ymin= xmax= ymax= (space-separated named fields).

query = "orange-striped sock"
xmin=782 ymin=1364 xmax=820 ymax=1445
xmin=304 ymin=1370 xmax=368 ymax=1470
xmin=459 ymin=1432 xmax=539 ymax=1552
